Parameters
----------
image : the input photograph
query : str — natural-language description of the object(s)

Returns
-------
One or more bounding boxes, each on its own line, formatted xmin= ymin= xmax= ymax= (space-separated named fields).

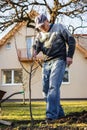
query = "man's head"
xmin=35 ymin=14 xmax=50 ymax=32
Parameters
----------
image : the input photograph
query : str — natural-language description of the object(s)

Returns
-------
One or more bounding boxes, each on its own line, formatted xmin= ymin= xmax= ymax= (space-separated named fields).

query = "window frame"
xmin=26 ymin=36 xmax=34 ymax=58
xmin=1 ymin=69 xmax=23 ymax=86
xmin=62 ymin=67 xmax=70 ymax=84
xmin=6 ymin=42 xmax=11 ymax=49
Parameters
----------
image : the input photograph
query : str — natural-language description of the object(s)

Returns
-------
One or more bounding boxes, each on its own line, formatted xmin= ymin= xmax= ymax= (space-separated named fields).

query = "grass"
xmin=0 ymin=101 xmax=46 ymax=121
xmin=61 ymin=100 xmax=87 ymax=115
xmin=0 ymin=100 xmax=87 ymax=121
xmin=0 ymin=100 xmax=87 ymax=129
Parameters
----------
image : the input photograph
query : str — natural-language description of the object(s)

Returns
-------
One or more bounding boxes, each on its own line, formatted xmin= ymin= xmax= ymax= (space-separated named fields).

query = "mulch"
xmin=0 ymin=110 xmax=87 ymax=130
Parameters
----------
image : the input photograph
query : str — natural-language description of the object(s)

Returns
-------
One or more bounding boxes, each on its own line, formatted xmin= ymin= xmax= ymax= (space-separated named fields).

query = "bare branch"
xmin=0 ymin=0 xmax=87 ymax=33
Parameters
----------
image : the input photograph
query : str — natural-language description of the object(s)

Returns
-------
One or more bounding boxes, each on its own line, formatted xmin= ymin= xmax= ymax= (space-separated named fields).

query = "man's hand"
xmin=36 ymin=52 xmax=44 ymax=60
xmin=66 ymin=57 xmax=73 ymax=67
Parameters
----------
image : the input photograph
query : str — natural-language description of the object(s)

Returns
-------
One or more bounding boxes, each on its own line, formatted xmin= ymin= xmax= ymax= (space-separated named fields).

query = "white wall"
xmin=61 ymin=49 xmax=87 ymax=99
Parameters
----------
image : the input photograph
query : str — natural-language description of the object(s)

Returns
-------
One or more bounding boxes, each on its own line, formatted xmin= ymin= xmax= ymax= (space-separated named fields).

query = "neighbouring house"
xmin=0 ymin=20 xmax=87 ymax=100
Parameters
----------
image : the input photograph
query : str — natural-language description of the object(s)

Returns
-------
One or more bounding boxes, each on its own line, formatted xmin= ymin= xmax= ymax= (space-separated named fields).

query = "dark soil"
xmin=0 ymin=110 xmax=87 ymax=130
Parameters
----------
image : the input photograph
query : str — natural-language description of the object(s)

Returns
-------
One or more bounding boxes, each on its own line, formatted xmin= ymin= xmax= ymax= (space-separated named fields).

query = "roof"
xmin=0 ymin=10 xmax=39 ymax=46
xmin=0 ymin=22 xmax=26 ymax=46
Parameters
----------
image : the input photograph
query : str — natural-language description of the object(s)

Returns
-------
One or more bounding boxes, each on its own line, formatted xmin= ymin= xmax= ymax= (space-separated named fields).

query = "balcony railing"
xmin=17 ymin=48 xmax=44 ymax=62
xmin=17 ymin=48 xmax=33 ymax=62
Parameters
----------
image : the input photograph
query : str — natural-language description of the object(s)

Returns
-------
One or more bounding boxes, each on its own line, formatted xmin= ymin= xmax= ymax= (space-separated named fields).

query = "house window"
xmin=6 ymin=42 xmax=11 ymax=49
xmin=26 ymin=37 xmax=34 ymax=58
xmin=2 ymin=69 xmax=22 ymax=85
xmin=62 ymin=67 xmax=69 ymax=84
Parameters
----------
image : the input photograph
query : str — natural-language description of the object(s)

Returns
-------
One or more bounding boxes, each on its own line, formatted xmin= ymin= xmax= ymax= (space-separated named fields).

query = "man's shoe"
xmin=45 ymin=118 xmax=54 ymax=123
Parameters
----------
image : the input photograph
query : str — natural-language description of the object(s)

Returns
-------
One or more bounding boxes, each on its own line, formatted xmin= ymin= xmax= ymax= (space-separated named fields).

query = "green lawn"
xmin=0 ymin=100 xmax=87 ymax=121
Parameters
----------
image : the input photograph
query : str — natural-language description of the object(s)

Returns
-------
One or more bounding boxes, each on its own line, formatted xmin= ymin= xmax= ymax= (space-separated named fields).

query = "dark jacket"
xmin=33 ymin=23 xmax=76 ymax=62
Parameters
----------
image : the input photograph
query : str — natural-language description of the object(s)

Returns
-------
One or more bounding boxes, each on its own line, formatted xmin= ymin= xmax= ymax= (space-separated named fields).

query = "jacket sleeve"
xmin=60 ymin=24 xmax=76 ymax=58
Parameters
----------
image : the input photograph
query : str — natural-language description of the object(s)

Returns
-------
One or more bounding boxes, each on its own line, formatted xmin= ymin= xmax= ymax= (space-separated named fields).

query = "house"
xmin=0 ymin=21 xmax=87 ymax=100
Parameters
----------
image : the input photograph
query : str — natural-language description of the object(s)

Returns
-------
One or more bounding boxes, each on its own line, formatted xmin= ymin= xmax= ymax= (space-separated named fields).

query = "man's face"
xmin=39 ymin=20 xmax=50 ymax=32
